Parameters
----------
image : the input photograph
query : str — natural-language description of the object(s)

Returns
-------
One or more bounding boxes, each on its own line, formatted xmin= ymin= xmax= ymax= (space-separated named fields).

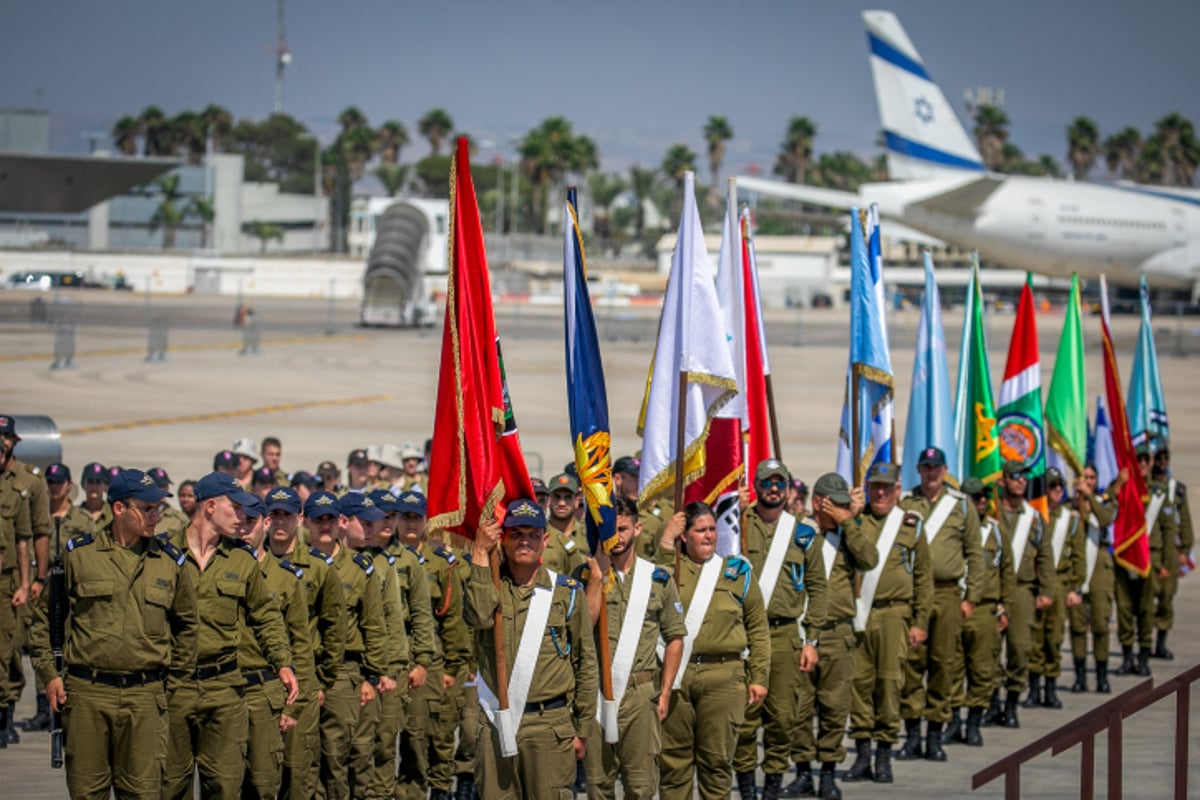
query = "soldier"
xmin=612 ymin=456 xmax=670 ymax=563
xmin=1068 ymin=463 xmax=1119 ymax=694
xmin=0 ymin=422 xmax=33 ymax=747
xmin=897 ymin=447 xmax=983 ymax=760
xmin=232 ymin=437 xmax=260 ymax=488
xmin=845 ymin=463 xmax=932 ymax=784
xmin=345 ymin=449 xmax=373 ymax=494
xmin=264 ymin=487 xmax=347 ymax=800
xmin=732 ymin=459 xmax=826 ymax=800
xmin=178 ymin=480 xmax=198 ymax=520
xmin=251 ymin=466 xmax=277 ymax=499
xmin=1150 ymin=444 xmax=1191 ymax=660
xmin=212 ymin=450 xmax=240 ymax=479
xmin=543 ymin=473 xmax=588 ymax=575
xmin=317 ymin=460 xmax=344 ymax=494
xmin=1114 ymin=447 xmax=1160 ymax=677
xmin=77 ymin=463 xmax=113 ymax=533
xmin=150 ymin=467 xmax=190 ymax=539
xmin=789 ymin=479 xmax=810 ymax=519
xmin=531 ymin=477 xmax=550 ymax=511
xmin=163 ymin=472 xmax=299 ymax=800
xmin=289 ymin=472 xmax=320 ymax=505
xmin=261 ymin=436 xmax=290 ymax=487
xmin=394 ymin=444 xmax=428 ymax=495
xmin=466 ymin=499 xmax=598 ymax=800
xmin=1027 ymin=468 xmax=1083 ymax=709
xmin=35 ymin=468 xmax=198 ymax=798
xmin=579 ymin=494 xmax=686 ymax=800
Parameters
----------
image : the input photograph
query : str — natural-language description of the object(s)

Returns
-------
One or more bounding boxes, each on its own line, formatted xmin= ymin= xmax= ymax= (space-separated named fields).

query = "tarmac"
xmin=1 ymin=289 xmax=1199 ymax=797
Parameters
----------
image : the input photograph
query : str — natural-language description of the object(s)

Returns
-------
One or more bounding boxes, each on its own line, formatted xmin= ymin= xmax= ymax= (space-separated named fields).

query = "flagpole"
xmin=488 ymin=548 xmax=510 ymax=712
xmin=765 ymin=375 xmax=783 ymax=460
xmin=597 ymin=581 xmax=614 ymax=704
xmin=673 ymin=369 xmax=688 ymax=582
xmin=852 ymin=369 xmax=863 ymax=487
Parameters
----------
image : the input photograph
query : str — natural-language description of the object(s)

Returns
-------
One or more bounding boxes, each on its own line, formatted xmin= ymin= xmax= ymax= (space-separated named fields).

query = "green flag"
xmin=952 ymin=256 xmax=1001 ymax=485
xmin=1045 ymin=274 xmax=1087 ymax=475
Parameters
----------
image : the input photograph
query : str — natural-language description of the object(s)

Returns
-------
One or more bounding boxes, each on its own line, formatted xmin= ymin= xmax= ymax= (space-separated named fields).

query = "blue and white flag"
xmin=901 ymin=251 xmax=957 ymax=490
xmin=837 ymin=204 xmax=894 ymax=484
xmin=1128 ymin=275 xmax=1169 ymax=449
xmin=564 ymin=188 xmax=616 ymax=555
xmin=1091 ymin=395 xmax=1119 ymax=492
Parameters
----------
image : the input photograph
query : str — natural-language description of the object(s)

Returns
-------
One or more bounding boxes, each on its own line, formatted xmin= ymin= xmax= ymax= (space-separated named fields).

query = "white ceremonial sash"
xmin=821 ymin=531 xmax=841 ymax=581
xmin=1051 ymin=512 xmax=1071 ymax=569
xmin=924 ymin=493 xmax=958 ymax=546
xmin=1010 ymin=504 xmax=1037 ymax=569
xmin=757 ymin=511 xmax=797 ymax=607
xmin=1083 ymin=514 xmax=1101 ymax=593
xmin=599 ymin=558 xmax=654 ymax=743
xmin=854 ymin=507 xmax=905 ymax=632
xmin=477 ymin=568 xmax=558 ymax=757
xmin=673 ymin=557 xmax=722 ymax=689
xmin=1146 ymin=492 xmax=1166 ymax=535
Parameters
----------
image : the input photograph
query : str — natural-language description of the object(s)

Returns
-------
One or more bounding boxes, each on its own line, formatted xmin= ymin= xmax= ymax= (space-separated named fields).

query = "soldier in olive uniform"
xmin=0 ymin=419 xmax=33 ymax=744
xmin=543 ymin=473 xmax=588 ymax=575
xmin=732 ymin=459 xmax=826 ymax=800
xmin=466 ymin=499 xmax=598 ymax=800
xmin=150 ymin=468 xmax=190 ymax=540
xmin=897 ymin=447 xmax=984 ymax=760
xmin=1068 ymin=464 xmax=1119 ymax=694
xmin=845 ymin=463 xmax=932 ymax=782
xmin=264 ymin=487 xmax=347 ymax=800
xmin=163 ymin=472 xmax=299 ymax=800
xmin=1149 ymin=444 xmax=1191 ymax=660
xmin=445 ymin=534 xmax=482 ymax=800
xmin=578 ymin=494 xmax=686 ymax=800
xmin=1113 ymin=448 xmax=1161 ymax=677
xmin=77 ymin=463 xmax=114 ymax=532
xmin=34 ymin=469 xmax=198 ymax=799
xmin=612 ymin=456 xmax=672 ymax=563
xmin=1027 ymin=468 xmax=1084 ymax=709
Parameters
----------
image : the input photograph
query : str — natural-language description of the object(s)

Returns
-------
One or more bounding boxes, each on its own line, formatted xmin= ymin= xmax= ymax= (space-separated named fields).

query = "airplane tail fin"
xmin=864 ymin=10 xmax=986 ymax=180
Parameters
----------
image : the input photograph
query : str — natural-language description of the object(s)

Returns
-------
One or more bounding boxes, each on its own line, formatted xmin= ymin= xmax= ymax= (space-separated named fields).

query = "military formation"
xmin=0 ymin=418 xmax=1193 ymax=800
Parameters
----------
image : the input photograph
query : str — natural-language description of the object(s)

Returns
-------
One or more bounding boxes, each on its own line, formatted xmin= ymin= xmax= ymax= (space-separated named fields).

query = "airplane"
xmin=736 ymin=10 xmax=1200 ymax=294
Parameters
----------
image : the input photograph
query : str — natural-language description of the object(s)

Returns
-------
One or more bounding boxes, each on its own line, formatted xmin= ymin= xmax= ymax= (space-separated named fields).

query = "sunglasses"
xmin=758 ymin=479 xmax=788 ymax=490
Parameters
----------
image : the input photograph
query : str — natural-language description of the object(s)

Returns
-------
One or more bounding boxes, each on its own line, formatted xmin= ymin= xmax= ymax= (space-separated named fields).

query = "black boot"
xmin=454 ymin=773 xmax=477 ymax=800
xmin=737 ymin=770 xmax=758 ymax=797
xmin=19 ymin=695 xmax=51 ymax=732
xmin=818 ymin=763 xmax=842 ymax=800
xmin=1095 ymin=659 xmax=1111 ymax=694
xmin=763 ymin=773 xmax=785 ymax=800
xmin=895 ymin=718 xmax=923 ymax=760
xmin=0 ymin=707 xmax=7 ymax=750
xmin=1136 ymin=650 xmax=1152 ymax=676
xmin=965 ymin=707 xmax=984 ymax=747
xmin=4 ymin=710 xmax=19 ymax=744
xmin=844 ymin=739 xmax=873 ymax=781
xmin=1115 ymin=645 xmax=1135 ymax=675
xmin=1002 ymin=690 xmax=1020 ymax=728
xmin=925 ymin=721 xmax=947 ymax=762
xmin=1153 ymin=629 xmax=1174 ymax=660
xmin=1070 ymin=658 xmax=1088 ymax=693
xmin=780 ymin=763 xmax=813 ymax=798
xmin=430 ymin=791 xmax=453 ymax=800
xmin=573 ymin=760 xmax=587 ymax=793
xmin=1042 ymin=677 xmax=1063 ymax=709
xmin=873 ymin=742 xmax=894 ymax=783
xmin=981 ymin=689 xmax=1003 ymax=727
xmin=1021 ymin=674 xmax=1042 ymax=707
xmin=943 ymin=707 xmax=964 ymax=745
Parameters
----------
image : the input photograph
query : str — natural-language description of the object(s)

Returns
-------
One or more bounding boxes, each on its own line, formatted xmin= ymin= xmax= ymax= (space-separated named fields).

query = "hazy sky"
xmin=3 ymin=0 xmax=1198 ymax=180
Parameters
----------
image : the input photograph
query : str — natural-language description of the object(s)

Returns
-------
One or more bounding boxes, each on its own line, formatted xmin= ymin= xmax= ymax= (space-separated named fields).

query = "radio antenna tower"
xmin=273 ymin=0 xmax=291 ymax=113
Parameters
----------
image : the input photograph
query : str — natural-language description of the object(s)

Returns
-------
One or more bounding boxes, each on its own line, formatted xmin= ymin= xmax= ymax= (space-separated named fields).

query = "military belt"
xmin=816 ymin=617 xmax=854 ymax=630
xmin=343 ymin=651 xmax=364 ymax=664
xmin=192 ymin=658 xmax=238 ymax=681
xmin=689 ymin=652 xmax=741 ymax=665
xmin=241 ymin=668 xmax=276 ymax=687
xmin=768 ymin=616 xmax=799 ymax=628
xmin=523 ymin=694 xmax=568 ymax=713
xmin=872 ymin=598 xmax=910 ymax=609
xmin=66 ymin=665 xmax=165 ymax=688
xmin=934 ymin=579 xmax=963 ymax=589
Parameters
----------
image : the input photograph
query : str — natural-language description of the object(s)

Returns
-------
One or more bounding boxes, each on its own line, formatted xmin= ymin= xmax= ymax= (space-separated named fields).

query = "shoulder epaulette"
xmin=651 ymin=566 xmax=671 ymax=585
xmin=555 ymin=574 xmax=580 ymax=590
xmin=353 ymin=551 xmax=375 ymax=576
xmin=66 ymin=532 xmax=94 ymax=552
xmin=405 ymin=544 xmax=426 ymax=564
xmin=724 ymin=555 xmax=751 ymax=578
xmin=278 ymin=559 xmax=303 ymax=579
xmin=434 ymin=545 xmax=457 ymax=565
xmin=227 ymin=537 xmax=256 ymax=557
xmin=462 ymin=551 xmax=473 ymax=565
xmin=310 ymin=546 xmax=335 ymax=566
xmin=945 ymin=487 xmax=966 ymax=500
xmin=159 ymin=539 xmax=187 ymax=566
xmin=793 ymin=522 xmax=817 ymax=548
xmin=24 ymin=463 xmax=41 ymax=477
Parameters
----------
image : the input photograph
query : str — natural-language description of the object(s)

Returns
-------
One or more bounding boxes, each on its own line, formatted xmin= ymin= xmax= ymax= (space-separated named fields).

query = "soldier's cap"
xmin=562 ymin=462 xmax=578 ymax=478
xmin=0 ymin=415 xmax=19 ymax=440
xmin=1045 ymin=467 xmax=1064 ymax=487
xmin=264 ymin=487 xmax=301 ymax=515
xmin=755 ymin=458 xmax=790 ymax=482
xmin=45 ymin=463 xmax=71 ymax=484
xmin=347 ymin=448 xmax=370 ymax=467
xmin=367 ymin=489 xmax=400 ymax=514
xmin=792 ymin=479 xmax=809 ymax=494
xmin=289 ymin=471 xmax=320 ymax=489
xmin=400 ymin=444 xmax=423 ymax=461
xmin=193 ymin=472 xmax=258 ymax=505
xmin=81 ymin=462 xmax=109 ymax=483
xmin=548 ymin=473 xmax=580 ymax=494
xmin=251 ymin=466 xmax=275 ymax=485
xmin=212 ymin=450 xmax=239 ymax=471
xmin=231 ymin=437 xmax=259 ymax=463
xmin=375 ymin=444 xmax=403 ymax=471
xmin=531 ymin=477 xmax=550 ymax=497
xmin=1001 ymin=459 xmax=1029 ymax=477
xmin=812 ymin=472 xmax=852 ymax=506
xmin=1135 ymin=443 xmax=1152 ymax=458
xmin=107 ymin=466 xmax=124 ymax=480
xmin=917 ymin=446 xmax=947 ymax=467
xmin=303 ymin=491 xmax=341 ymax=519
xmin=241 ymin=496 xmax=267 ymax=519
xmin=316 ymin=460 xmax=339 ymax=475
xmin=395 ymin=491 xmax=427 ymax=516
xmin=503 ymin=498 xmax=547 ymax=529
xmin=613 ymin=456 xmax=640 ymax=477
xmin=961 ymin=477 xmax=987 ymax=497
xmin=865 ymin=462 xmax=900 ymax=485
xmin=108 ymin=469 xmax=172 ymax=505
xmin=339 ymin=492 xmax=386 ymax=522
xmin=147 ymin=467 xmax=171 ymax=488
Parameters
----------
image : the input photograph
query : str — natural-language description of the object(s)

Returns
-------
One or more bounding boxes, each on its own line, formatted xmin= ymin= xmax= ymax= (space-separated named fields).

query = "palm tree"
xmin=374 ymin=164 xmax=410 ymax=197
xmin=774 ymin=117 xmax=817 ymax=184
xmin=200 ymin=104 xmax=233 ymax=152
xmin=189 ymin=197 xmax=214 ymax=249
xmin=337 ymin=106 xmax=369 ymax=136
xmin=150 ymin=173 xmax=185 ymax=248
xmin=661 ymin=144 xmax=697 ymax=220
xmin=518 ymin=117 xmax=599 ymax=233
xmin=1037 ymin=154 xmax=1063 ymax=178
xmin=245 ymin=220 xmax=284 ymax=253
xmin=1065 ymin=116 xmax=1100 ymax=180
xmin=112 ymin=116 xmax=140 ymax=156
xmin=138 ymin=105 xmax=172 ymax=157
xmin=171 ymin=111 xmax=206 ymax=164
xmin=587 ymin=172 xmax=627 ymax=245
xmin=1102 ymin=127 xmax=1142 ymax=178
xmin=418 ymin=109 xmax=454 ymax=156
xmin=703 ymin=115 xmax=734 ymax=192
xmin=972 ymin=105 xmax=1010 ymax=171
xmin=377 ymin=120 xmax=409 ymax=165
xmin=628 ymin=165 xmax=658 ymax=240
xmin=999 ymin=142 xmax=1024 ymax=173
xmin=1154 ymin=113 xmax=1199 ymax=186
xmin=812 ymin=151 xmax=873 ymax=191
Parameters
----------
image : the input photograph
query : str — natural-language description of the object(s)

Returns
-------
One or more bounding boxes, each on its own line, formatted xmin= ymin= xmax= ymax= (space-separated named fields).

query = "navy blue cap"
xmin=81 ymin=462 xmax=108 ymax=483
xmin=147 ymin=467 xmax=171 ymax=488
xmin=264 ymin=486 xmax=301 ymax=515
xmin=503 ymin=498 xmax=546 ymax=529
xmin=394 ymin=491 xmax=427 ymax=516
xmin=303 ymin=491 xmax=341 ymax=519
xmin=251 ymin=466 xmax=275 ymax=485
xmin=339 ymin=492 xmax=386 ymax=522
xmin=289 ymin=471 xmax=319 ymax=488
xmin=917 ymin=447 xmax=947 ymax=467
xmin=242 ymin=496 xmax=266 ymax=518
xmin=193 ymin=472 xmax=258 ymax=505
xmin=367 ymin=489 xmax=400 ymax=514
xmin=213 ymin=450 xmax=239 ymax=471
xmin=45 ymin=463 xmax=71 ymax=483
xmin=0 ymin=415 xmax=19 ymax=440
xmin=106 ymin=466 xmax=123 ymax=481
xmin=108 ymin=469 xmax=172 ymax=504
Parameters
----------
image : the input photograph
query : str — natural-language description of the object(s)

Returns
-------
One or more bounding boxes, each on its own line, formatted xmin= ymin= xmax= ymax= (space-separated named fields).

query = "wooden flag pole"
xmin=488 ymin=549 xmax=510 ymax=712
xmin=852 ymin=370 xmax=863 ymax=488
xmin=598 ymin=580 xmax=614 ymax=701
xmin=765 ymin=373 xmax=783 ymax=461
xmin=673 ymin=369 xmax=688 ymax=584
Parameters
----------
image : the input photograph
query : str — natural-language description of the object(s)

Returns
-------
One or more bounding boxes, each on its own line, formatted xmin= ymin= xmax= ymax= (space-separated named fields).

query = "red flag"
xmin=740 ymin=211 xmax=771 ymax=495
xmin=1099 ymin=277 xmax=1150 ymax=576
xmin=427 ymin=139 xmax=533 ymax=538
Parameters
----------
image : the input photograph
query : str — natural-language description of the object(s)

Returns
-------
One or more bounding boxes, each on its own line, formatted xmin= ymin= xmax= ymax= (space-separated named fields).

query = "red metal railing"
xmin=972 ymin=662 xmax=1200 ymax=800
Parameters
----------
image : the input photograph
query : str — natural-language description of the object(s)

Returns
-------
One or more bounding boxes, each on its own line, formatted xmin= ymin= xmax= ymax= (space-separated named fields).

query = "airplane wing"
xmin=906 ymin=175 xmax=1004 ymax=217
xmin=735 ymin=176 xmax=859 ymax=209
xmin=1140 ymin=241 xmax=1200 ymax=288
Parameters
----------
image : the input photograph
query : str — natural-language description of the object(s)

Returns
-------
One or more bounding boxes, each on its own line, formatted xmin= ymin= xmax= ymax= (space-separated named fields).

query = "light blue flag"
xmin=902 ymin=251 xmax=957 ymax=490
xmin=1128 ymin=275 xmax=1169 ymax=448
xmin=564 ymin=187 xmax=615 ymax=554
xmin=1092 ymin=395 xmax=1119 ymax=491
xmin=837 ymin=205 xmax=894 ymax=483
